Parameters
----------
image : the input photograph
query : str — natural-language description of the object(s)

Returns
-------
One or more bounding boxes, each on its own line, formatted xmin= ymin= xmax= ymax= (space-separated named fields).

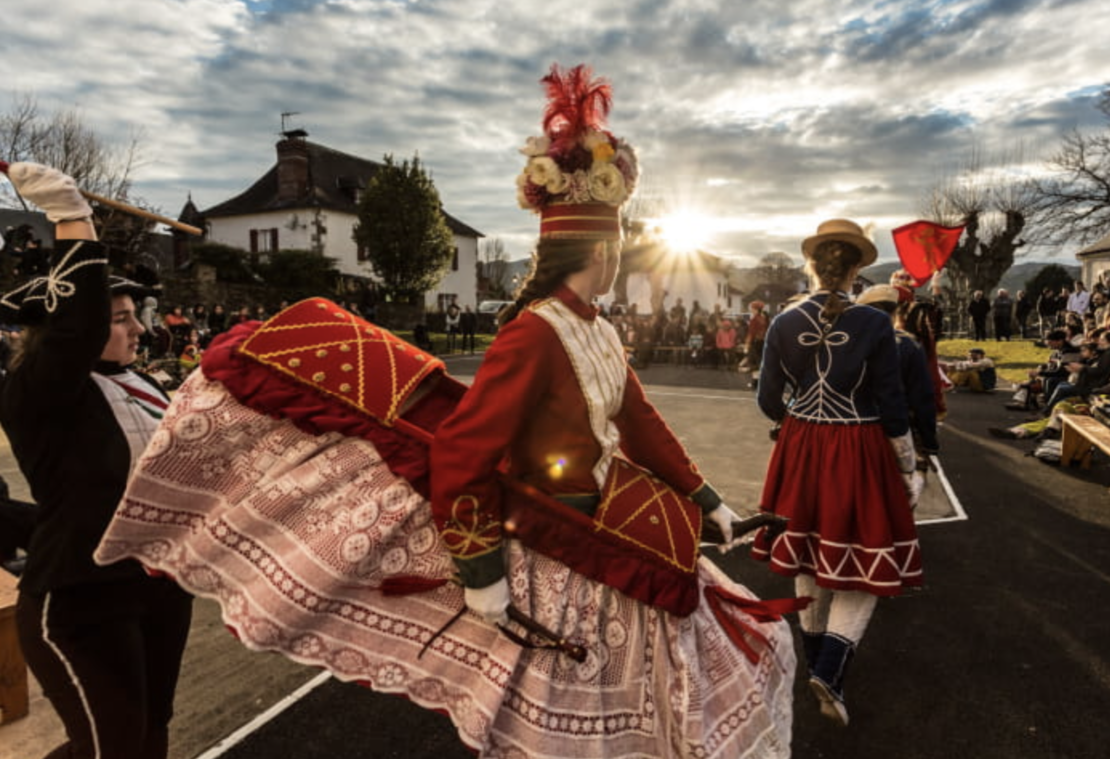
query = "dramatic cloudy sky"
xmin=3 ymin=0 xmax=1108 ymax=265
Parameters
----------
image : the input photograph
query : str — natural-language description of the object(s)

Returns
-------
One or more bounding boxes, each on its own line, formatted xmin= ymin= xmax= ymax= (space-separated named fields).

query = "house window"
xmin=357 ymin=242 xmax=369 ymax=262
xmin=452 ymin=247 xmax=459 ymax=272
xmin=250 ymin=228 xmax=279 ymax=254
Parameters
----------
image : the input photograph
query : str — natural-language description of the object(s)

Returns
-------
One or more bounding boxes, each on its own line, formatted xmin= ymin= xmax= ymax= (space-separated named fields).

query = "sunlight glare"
xmin=655 ymin=211 xmax=713 ymax=253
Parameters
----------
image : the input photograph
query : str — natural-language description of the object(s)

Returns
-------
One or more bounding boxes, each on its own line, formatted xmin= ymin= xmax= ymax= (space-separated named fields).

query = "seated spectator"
xmin=941 ymin=348 xmax=996 ymax=392
xmin=1006 ymin=329 xmax=1075 ymax=411
xmin=714 ymin=319 xmax=738 ymax=368
xmin=661 ymin=314 xmax=685 ymax=347
xmin=1042 ymin=328 xmax=1110 ymax=413
xmin=687 ymin=329 xmax=705 ymax=366
xmin=209 ymin=303 xmax=229 ymax=337
xmin=179 ymin=329 xmax=204 ymax=373
xmin=163 ymin=304 xmax=191 ymax=350
xmin=991 ymin=397 xmax=1091 ymax=440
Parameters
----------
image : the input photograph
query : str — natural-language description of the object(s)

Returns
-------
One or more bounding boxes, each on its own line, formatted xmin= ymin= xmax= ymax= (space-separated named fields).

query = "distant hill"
xmin=860 ymin=260 xmax=1080 ymax=295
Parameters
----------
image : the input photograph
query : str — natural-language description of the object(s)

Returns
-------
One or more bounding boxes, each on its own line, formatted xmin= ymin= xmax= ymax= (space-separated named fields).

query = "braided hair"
xmin=498 ymin=238 xmax=604 ymax=326
xmin=808 ymin=239 xmax=865 ymax=325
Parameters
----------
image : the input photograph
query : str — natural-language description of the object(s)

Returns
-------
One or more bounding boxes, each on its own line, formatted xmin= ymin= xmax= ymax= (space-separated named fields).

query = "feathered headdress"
xmin=516 ymin=63 xmax=639 ymax=240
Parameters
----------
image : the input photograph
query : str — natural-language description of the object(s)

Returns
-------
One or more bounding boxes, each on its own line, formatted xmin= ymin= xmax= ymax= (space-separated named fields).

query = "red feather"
xmin=541 ymin=64 xmax=612 ymax=148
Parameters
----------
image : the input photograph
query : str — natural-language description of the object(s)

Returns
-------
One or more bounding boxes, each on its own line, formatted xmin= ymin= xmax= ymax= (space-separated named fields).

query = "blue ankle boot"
xmin=800 ymin=630 xmax=822 ymax=676
xmin=808 ymin=632 xmax=855 ymax=727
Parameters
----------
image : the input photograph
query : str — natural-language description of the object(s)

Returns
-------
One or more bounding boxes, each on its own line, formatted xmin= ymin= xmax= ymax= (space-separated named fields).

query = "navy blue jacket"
xmin=758 ymin=292 xmax=909 ymax=438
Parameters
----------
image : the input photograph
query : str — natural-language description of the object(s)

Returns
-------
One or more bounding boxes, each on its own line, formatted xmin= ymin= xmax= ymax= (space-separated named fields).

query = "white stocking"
xmin=795 ymin=575 xmax=831 ymax=634
xmin=827 ymin=590 xmax=878 ymax=645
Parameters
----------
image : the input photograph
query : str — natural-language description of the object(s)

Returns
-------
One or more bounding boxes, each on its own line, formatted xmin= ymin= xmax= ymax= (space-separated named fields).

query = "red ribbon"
xmin=704 ymin=585 xmax=812 ymax=664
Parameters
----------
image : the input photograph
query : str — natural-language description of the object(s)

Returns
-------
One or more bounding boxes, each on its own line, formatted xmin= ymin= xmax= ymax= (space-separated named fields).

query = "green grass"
xmin=394 ymin=330 xmax=496 ymax=354
xmin=937 ymin=338 xmax=1045 ymax=385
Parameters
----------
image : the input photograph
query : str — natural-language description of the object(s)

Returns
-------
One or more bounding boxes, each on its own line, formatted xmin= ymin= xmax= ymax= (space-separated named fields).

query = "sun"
xmin=654 ymin=210 xmax=712 ymax=253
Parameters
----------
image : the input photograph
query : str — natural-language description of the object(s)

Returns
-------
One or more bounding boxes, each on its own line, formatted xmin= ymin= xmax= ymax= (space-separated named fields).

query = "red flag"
xmin=892 ymin=220 xmax=965 ymax=287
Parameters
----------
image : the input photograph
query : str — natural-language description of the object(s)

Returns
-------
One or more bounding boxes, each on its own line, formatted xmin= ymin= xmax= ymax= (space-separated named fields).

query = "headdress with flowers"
xmin=517 ymin=64 xmax=639 ymax=240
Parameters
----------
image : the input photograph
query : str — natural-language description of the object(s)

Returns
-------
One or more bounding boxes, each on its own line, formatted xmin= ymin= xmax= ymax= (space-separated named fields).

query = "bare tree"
xmin=920 ymin=146 xmax=1037 ymax=334
xmin=1 ymin=94 xmax=153 ymax=261
xmin=479 ymin=237 xmax=512 ymax=298
xmin=1032 ymin=88 xmax=1110 ymax=248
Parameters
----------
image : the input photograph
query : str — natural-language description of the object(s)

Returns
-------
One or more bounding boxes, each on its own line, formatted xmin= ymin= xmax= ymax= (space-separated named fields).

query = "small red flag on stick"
xmin=891 ymin=220 xmax=965 ymax=287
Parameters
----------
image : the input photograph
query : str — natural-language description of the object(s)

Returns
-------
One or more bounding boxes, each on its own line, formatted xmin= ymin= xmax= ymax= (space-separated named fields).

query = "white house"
xmin=603 ymin=245 xmax=737 ymax=316
xmin=1077 ymin=231 xmax=1110 ymax=288
xmin=197 ymin=130 xmax=482 ymax=311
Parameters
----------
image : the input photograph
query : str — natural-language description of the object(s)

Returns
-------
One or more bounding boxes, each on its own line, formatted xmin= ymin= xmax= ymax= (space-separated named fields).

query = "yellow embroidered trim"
xmin=439 ymin=495 xmax=502 ymax=559
xmin=593 ymin=469 xmax=699 ymax=572
xmin=239 ymin=314 xmax=440 ymax=426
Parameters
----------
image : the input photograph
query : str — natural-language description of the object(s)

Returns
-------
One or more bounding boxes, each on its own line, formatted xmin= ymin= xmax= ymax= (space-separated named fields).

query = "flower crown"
xmin=516 ymin=64 xmax=639 ymax=214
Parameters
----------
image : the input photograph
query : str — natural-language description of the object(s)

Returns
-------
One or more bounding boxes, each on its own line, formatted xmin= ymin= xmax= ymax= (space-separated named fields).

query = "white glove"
xmin=902 ymin=470 xmax=925 ymax=509
xmin=887 ymin=431 xmax=916 ymax=475
xmin=706 ymin=504 xmax=736 ymax=553
xmin=8 ymin=162 xmax=92 ymax=223
xmin=464 ymin=578 xmax=511 ymax=626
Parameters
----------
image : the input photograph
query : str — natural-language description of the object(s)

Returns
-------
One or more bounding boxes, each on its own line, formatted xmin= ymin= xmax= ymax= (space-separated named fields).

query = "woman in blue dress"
xmin=752 ymin=219 xmax=923 ymax=727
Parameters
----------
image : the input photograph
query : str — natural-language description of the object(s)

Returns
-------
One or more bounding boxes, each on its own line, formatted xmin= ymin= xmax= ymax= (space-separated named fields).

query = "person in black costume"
xmin=0 ymin=163 xmax=193 ymax=759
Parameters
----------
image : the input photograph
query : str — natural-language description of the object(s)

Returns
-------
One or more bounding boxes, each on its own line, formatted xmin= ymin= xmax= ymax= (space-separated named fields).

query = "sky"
xmin=2 ymin=0 xmax=1109 ymax=267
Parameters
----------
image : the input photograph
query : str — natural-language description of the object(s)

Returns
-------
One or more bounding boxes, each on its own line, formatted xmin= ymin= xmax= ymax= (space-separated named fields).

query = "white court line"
xmin=194 ymin=671 xmax=332 ymax=758
xmin=917 ymin=454 xmax=969 ymax=524
xmin=645 ymin=389 xmax=754 ymax=402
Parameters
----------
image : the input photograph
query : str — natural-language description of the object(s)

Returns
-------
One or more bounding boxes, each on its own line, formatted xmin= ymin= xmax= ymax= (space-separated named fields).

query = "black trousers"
xmin=972 ymin=317 xmax=988 ymax=341
xmin=17 ymin=575 xmax=193 ymax=759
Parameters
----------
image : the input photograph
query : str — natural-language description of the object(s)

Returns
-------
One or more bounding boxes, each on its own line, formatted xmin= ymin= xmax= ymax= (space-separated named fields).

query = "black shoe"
xmin=989 ymin=427 xmax=1018 ymax=439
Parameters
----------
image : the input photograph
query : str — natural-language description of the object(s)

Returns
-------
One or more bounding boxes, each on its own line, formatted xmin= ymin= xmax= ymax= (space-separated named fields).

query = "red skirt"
xmin=751 ymin=416 xmax=923 ymax=596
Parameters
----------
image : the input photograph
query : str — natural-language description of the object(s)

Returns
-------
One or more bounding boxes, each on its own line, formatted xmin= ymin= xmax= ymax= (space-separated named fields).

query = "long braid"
xmin=809 ymin=240 xmax=864 ymax=325
xmin=499 ymin=239 xmax=593 ymax=326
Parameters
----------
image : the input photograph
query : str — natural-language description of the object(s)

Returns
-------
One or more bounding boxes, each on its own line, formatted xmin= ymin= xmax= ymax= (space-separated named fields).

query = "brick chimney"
xmin=276 ymin=129 xmax=310 ymax=202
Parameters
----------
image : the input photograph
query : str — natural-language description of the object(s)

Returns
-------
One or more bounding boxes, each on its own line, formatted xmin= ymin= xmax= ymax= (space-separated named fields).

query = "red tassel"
xmin=377 ymin=576 xmax=450 ymax=596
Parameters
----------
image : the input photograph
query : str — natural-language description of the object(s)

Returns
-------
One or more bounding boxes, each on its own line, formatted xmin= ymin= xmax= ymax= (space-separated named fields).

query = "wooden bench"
xmin=1059 ymin=414 xmax=1110 ymax=469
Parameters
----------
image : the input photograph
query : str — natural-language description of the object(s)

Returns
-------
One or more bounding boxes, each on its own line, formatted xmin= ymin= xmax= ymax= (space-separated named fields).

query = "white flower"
xmin=565 ymin=170 xmax=593 ymax=204
xmin=613 ymin=144 xmax=639 ymax=195
xmin=525 ymin=157 xmax=568 ymax=194
xmin=519 ymin=135 xmax=551 ymax=157
xmin=516 ymin=172 xmax=537 ymax=211
xmin=588 ymin=163 xmax=627 ymax=204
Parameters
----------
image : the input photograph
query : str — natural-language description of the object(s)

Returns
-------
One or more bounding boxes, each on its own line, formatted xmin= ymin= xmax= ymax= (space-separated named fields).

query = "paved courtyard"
xmin=3 ymin=356 xmax=1109 ymax=758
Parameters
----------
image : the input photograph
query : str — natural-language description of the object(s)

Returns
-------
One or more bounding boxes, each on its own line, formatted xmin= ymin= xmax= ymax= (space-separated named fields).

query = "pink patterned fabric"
xmin=96 ymin=371 xmax=796 ymax=758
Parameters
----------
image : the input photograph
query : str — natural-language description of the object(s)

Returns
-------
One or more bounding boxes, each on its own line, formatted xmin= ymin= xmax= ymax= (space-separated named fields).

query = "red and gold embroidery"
xmin=593 ymin=459 xmax=700 ymax=573
xmin=438 ymin=495 xmax=503 ymax=559
xmin=237 ymin=298 xmax=444 ymax=426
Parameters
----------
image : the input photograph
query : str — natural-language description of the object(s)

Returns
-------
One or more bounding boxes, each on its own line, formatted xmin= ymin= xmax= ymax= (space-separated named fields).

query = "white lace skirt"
xmin=96 ymin=371 xmax=796 ymax=758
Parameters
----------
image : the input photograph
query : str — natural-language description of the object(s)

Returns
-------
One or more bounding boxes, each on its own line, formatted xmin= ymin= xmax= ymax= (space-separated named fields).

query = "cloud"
xmin=1 ymin=0 xmax=1109 ymax=265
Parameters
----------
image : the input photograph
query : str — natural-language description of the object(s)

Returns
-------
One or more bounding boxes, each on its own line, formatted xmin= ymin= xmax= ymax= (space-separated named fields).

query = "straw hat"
xmin=801 ymin=219 xmax=877 ymax=267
